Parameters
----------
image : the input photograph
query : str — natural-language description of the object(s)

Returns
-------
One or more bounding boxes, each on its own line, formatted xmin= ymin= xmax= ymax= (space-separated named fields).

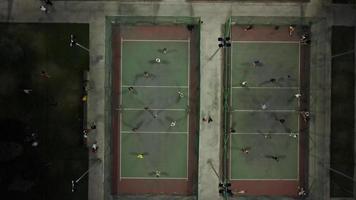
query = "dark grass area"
xmin=53 ymin=0 xmax=308 ymax=1
xmin=333 ymin=0 xmax=356 ymax=4
xmin=330 ymin=26 xmax=355 ymax=197
xmin=0 ymin=23 xmax=89 ymax=200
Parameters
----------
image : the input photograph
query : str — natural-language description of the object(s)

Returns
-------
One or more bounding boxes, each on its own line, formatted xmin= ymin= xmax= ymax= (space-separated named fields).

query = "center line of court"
xmin=122 ymin=108 xmax=186 ymax=111
xmin=232 ymin=109 xmax=298 ymax=112
xmin=122 ymin=85 xmax=188 ymax=88
xmin=231 ymin=132 xmax=299 ymax=135
xmin=232 ymin=86 xmax=299 ymax=89
xmin=121 ymin=131 xmax=188 ymax=134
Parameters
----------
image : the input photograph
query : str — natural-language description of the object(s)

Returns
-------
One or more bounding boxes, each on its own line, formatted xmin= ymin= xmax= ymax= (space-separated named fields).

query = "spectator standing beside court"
xmin=289 ymin=25 xmax=295 ymax=36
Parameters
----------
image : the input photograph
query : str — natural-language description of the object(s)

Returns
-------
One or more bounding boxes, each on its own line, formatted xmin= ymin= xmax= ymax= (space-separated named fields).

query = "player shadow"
xmin=264 ymin=154 xmax=286 ymax=162
xmin=148 ymin=170 xmax=169 ymax=178
xmin=241 ymin=61 xmax=264 ymax=68
xmin=250 ymin=95 xmax=272 ymax=110
xmin=148 ymin=59 xmax=170 ymax=65
xmin=258 ymin=78 xmax=284 ymax=87
xmin=140 ymin=108 xmax=169 ymax=132
xmin=157 ymin=48 xmax=177 ymax=54
xmin=132 ymin=72 xmax=157 ymax=85
xmin=287 ymin=94 xmax=298 ymax=103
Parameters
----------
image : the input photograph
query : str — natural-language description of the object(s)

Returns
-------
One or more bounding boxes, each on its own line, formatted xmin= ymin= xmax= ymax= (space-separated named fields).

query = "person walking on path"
xmin=23 ymin=89 xmax=32 ymax=94
xmin=208 ymin=116 xmax=213 ymax=123
xmin=40 ymin=70 xmax=50 ymax=79
xmin=202 ymin=115 xmax=213 ymax=123
xmin=91 ymin=142 xmax=98 ymax=153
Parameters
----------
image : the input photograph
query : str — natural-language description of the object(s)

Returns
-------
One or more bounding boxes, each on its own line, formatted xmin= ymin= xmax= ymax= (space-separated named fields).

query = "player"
xmin=128 ymin=86 xmax=137 ymax=94
xmin=252 ymin=60 xmax=262 ymax=67
xmin=261 ymin=104 xmax=267 ymax=110
xmin=208 ymin=116 xmax=213 ymax=123
xmin=177 ymin=91 xmax=184 ymax=98
xmin=162 ymin=48 xmax=168 ymax=54
xmin=170 ymin=121 xmax=176 ymax=127
xmin=241 ymin=81 xmax=247 ymax=87
xmin=244 ymin=25 xmax=253 ymax=31
xmin=240 ymin=147 xmax=251 ymax=154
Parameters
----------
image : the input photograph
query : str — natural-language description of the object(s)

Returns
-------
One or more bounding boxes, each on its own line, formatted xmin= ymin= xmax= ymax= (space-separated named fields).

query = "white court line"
xmin=232 ymin=109 xmax=298 ymax=112
xmin=297 ymin=42 xmax=301 ymax=179
xmin=121 ymin=177 xmax=188 ymax=180
xmin=122 ymin=39 xmax=189 ymax=42
xmin=186 ymin=39 xmax=190 ymax=179
xmin=123 ymin=108 xmax=186 ymax=111
xmin=121 ymin=131 xmax=188 ymax=134
xmin=233 ymin=41 xmax=300 ymax=44
xmin=229 ymin=41 xmax=233 ymax=180
xmin=231 ymin=132 xmax=299 ymax=135
xmin=119 ymin=37 xmax=123 ymax=180
xmin=122 ymin=85 xmax=188 ymax=88
xmin=231 ymin=86 xmax=299 ymax=89
xmin=230 ymin=178 xmax=299 ymax=181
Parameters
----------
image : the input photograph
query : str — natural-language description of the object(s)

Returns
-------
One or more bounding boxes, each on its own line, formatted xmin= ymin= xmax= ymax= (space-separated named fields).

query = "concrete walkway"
xmin=0 ymin=1 xmax=355 ymax=200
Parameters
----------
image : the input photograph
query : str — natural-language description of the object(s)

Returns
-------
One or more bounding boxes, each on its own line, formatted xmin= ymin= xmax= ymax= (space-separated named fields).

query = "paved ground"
xmin=0 ymin=0 xmax=355 ymax=200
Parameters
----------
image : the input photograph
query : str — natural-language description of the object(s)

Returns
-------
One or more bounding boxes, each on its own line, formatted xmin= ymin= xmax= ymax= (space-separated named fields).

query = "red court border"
xmin=228 ymin=25 xmax=310 ymax=197
xmin=111 ymin=25 xmax=199 ymax=195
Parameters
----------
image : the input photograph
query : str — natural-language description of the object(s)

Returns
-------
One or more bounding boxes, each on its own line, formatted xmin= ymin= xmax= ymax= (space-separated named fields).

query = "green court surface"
xmin=121 ymin=110 xmax=188 ymax=133
xmin=121 ymin=133 xmax=187 ymax=178
xmin=121 ymin=87 xmax=188 ymax=109
xmin=231 ymin=112 xmax=299 ymax=133
xmin=230 ymin=134 xmax=298 ymax=179
xmin=230 ymin=41 xmax=300 ymax=180
xmin=231 ymin=88 xmax=299 ymax=110
xmin=120 ymin=40 xmax=190 ymax=179
xmin=231 ymin=42 xmax=300 ymax=87
xmin=122 ymin=40 xmax=189 ymax=86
